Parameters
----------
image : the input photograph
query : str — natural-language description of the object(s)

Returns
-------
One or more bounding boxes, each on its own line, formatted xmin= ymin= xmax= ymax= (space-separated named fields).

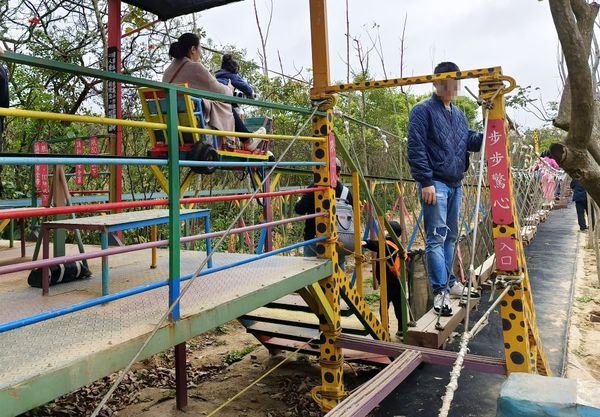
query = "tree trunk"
xmin=549 ymin=0 xmax=600 ymax=204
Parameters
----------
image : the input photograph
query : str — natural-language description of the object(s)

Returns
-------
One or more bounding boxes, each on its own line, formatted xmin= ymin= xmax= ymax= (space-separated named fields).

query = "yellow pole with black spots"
xmin=479 ymin=75 xmax=550 ymax=375
xmin=352 ymin=171 xmax=364 ymax=296
xmin=308 ymin=0 xmax=346 ymax=410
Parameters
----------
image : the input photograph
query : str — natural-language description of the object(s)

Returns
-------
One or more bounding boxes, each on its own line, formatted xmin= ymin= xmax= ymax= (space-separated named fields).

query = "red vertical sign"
xmin=89 ymin=136 xmax=99 ymax=178
xmin=328 ymin=132 xmax=337 ymax=189
xmin=33 ymin=141 xmax=50 ymax=206
xmin=75 ymin=137 xmax=85 ymax=186
xmin=33 ymin=141 xmax=43 ymax=190
xmin=486 ymin=119 xmax=518 ymax=272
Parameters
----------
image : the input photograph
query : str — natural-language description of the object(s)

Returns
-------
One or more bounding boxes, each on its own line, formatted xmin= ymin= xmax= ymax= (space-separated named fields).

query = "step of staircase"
xmin=267 ymin=294 xmax=353 ymax=316
xmin=242 ymin=321 xmax=391 ymax=365
xmin=244 ymin=320 xmax=320 ymax=342
xmin=242 ymin=307 xmax=369 ymax=336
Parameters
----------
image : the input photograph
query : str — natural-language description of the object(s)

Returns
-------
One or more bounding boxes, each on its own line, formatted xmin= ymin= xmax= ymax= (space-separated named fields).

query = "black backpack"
xmin=28 ymin=261 xmax=92 ymax=288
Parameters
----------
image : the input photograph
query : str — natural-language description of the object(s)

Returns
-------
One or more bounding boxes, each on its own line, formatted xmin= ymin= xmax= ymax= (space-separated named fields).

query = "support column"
xmin=107 ymin=0 xmax=122 ymax=207
xmin=166 ymin=88 xmax=187 ymax=408
xmin=263 ymin=171 xmax=273 ymax=252
xmin=309 ymin=0 xmax=345 ymax=410
xmin=479 ymin=76 xmax=550 ymax=376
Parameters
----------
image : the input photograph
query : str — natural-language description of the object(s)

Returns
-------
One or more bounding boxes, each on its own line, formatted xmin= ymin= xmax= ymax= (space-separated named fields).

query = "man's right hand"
xmin=422 ymin=185 xmax=436 ymax=205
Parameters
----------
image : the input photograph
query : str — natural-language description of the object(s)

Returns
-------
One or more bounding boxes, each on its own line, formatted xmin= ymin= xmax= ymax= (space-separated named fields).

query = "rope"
xmin=90 ymin=102 xmax=325 ymax=417
xmin=206 ymin=332 xmax=323 ymax=417
xmin=438 ymin=278 xmax=522 ymax=417
xmin=464 ymin=108 xmax=490 ymax=332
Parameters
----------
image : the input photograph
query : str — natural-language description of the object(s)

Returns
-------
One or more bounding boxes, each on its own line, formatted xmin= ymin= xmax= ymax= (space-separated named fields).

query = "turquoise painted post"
xmin=205 ymin=215 xmax=212 ymax=268
xmin=166 ymin=87 xmax=181 ymax=321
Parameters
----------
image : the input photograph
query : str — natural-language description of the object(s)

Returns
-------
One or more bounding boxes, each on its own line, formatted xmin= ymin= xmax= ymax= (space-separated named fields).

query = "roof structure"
xmin=122 ymin=0 xmax=243 ymax=20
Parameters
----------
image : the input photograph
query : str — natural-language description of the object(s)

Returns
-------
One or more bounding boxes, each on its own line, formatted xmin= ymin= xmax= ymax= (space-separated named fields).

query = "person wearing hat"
xmin=407 ymin=61 xmax=482 ymax=316
xmin=362 ymin=221 xmax=405 ymax=337
xmin=295 ymin=157 xmax=353 ymax=269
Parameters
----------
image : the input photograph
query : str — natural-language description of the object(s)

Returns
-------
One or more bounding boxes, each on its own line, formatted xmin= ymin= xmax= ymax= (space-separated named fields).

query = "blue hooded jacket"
xmin=407 ymin=94 xmax=483 ymax=188
xmin=571 ymin=179 xmax=587 ymax=203
xmin=215 ymin=69 xmax=254 ymax=98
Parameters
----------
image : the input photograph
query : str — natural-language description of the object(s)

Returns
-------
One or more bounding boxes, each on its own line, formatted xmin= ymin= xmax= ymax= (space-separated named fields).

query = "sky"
xmin=196 ymin=0 xmax=562 ymax=128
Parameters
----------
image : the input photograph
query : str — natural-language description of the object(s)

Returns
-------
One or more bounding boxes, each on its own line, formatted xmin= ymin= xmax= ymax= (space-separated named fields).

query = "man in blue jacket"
xmin=407 ymin=62 xmax=482 ymax=316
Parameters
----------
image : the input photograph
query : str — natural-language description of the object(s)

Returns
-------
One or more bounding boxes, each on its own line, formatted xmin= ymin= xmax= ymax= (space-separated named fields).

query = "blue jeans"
xmin=419 ymin=180 xmax=463 ymax=294
xmin=304 ymin=243 xmax=346 ymax=270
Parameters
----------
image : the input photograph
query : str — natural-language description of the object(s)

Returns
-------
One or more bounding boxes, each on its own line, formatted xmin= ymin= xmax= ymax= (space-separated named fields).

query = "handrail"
xmin=0 ymin=213 xmax=326 ymax=276
xmin=0 ymin=236 xmax=328 ymax=333
xmin=0 ymin=51 xmax=325 ymax=116
xmin=0 ymin=155 xmax=325 ymax=167
xmin=0 ymin=107 xmax=326 ymax=142
xmin=0 ymin=187 xmax=329 ymax=220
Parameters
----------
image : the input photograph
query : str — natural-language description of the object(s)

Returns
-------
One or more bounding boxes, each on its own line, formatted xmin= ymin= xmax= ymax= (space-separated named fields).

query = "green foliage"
xmin=576 ymin=295 xmax=594 ymax=303
xmin=223 ymin=345 xmax=257 ymax=365
xmin=364 ymin=292 xmax=380 ymax=304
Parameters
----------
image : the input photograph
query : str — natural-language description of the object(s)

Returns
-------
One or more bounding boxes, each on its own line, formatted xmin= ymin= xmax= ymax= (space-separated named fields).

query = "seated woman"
xmin=163 ymin=33 xmax=265 ymax=151
xmin=215 ymin=54 xmax=255 ymax=99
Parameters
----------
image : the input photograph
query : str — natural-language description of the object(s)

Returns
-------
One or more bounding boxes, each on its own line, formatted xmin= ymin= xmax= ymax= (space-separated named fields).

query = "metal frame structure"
xmin=307 ymin=0 xmax=549 ymax=407
xmin=0 ymin=49 xmax=334 ymax=415
xmin=0 ymin=1 xmax=554 ymax=414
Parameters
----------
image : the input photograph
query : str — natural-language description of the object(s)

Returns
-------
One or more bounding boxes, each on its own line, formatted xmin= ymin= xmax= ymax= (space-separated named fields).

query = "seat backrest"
xmin=244 ymin=116 xmax=273 ymax=134
xmin=138 ymin=85 xmax=206 ymax=146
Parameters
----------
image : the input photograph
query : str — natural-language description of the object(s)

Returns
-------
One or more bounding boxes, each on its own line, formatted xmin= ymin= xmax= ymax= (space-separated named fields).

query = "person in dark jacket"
xmin=407 ymin=61 xmax=482 ymax=316
xmin=362 ymin=221 xmax=405 ymax=337
xmin=295 ymin=157 xmax=353 ymax=268
xmin=571 ymin=179 xmax=595 ymax=231
xmin=215 ymin=54 xmax=255 ymax=99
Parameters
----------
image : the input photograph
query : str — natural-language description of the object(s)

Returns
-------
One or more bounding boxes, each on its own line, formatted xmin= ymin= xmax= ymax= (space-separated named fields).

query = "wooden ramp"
xmin=0 ymin=250 xmax=331 ymax=417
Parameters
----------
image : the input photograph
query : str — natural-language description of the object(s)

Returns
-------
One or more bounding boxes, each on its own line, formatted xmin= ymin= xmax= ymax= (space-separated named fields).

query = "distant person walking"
xmin=570 ymin=179 xmax=595 ymax=232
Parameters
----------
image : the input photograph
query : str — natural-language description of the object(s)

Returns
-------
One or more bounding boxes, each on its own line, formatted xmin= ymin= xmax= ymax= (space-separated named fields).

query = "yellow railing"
xmin=0 ymin=108 xmax=326 ymax=143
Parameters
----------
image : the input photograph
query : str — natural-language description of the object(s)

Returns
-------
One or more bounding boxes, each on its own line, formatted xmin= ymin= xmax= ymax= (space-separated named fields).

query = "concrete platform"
xmin=497 ymin=373 xmax=600 ymax=417
xmin=0 ymin=243 xmax=331 ymax=417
